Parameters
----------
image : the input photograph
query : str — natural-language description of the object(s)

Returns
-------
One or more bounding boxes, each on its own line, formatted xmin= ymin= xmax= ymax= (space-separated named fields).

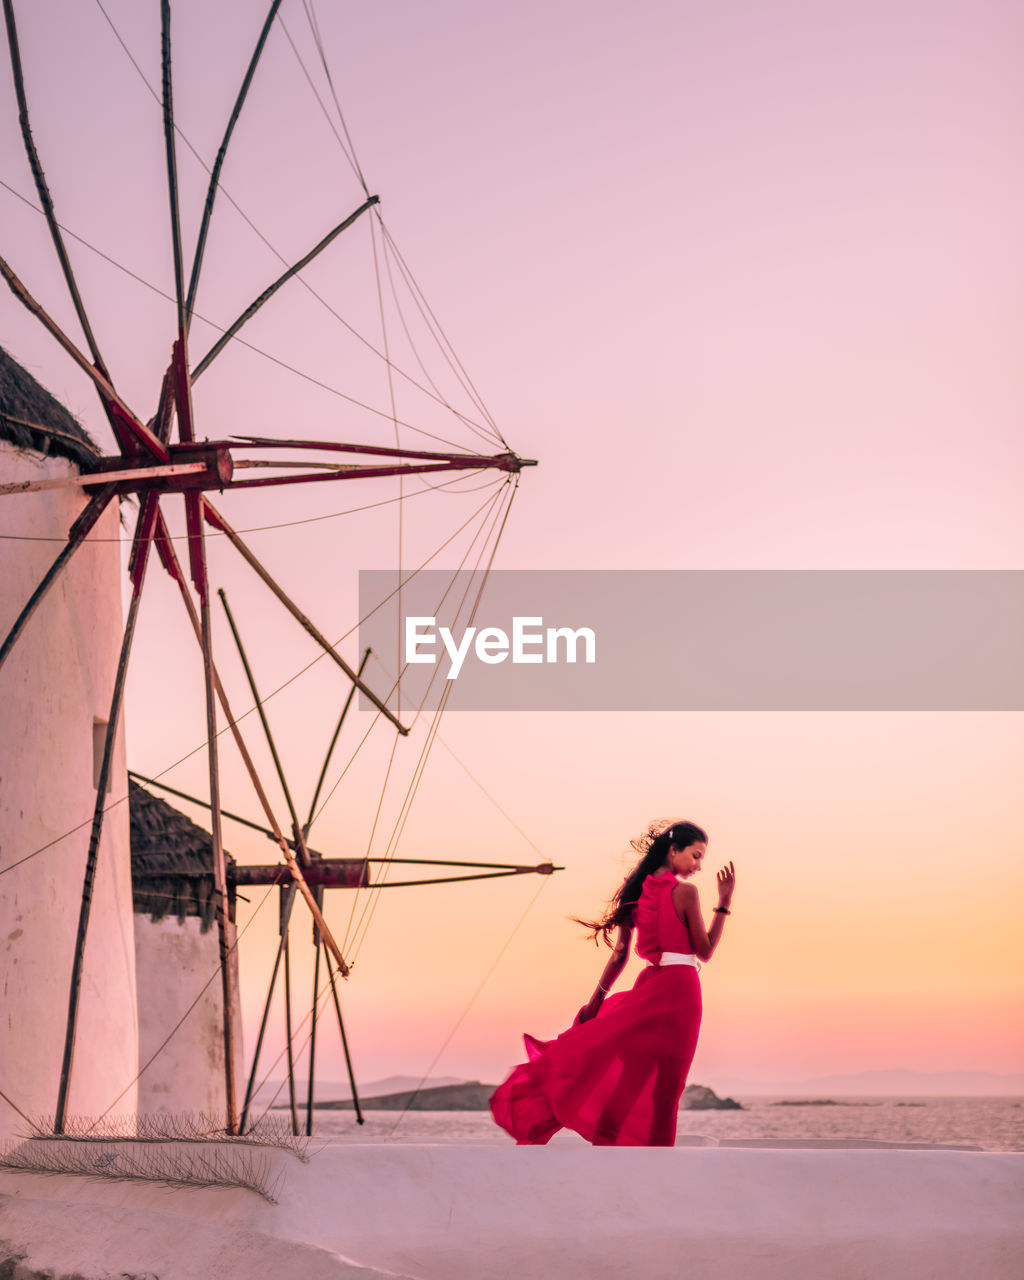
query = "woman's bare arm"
xmin=576 ymin=924 xmax=633 ymax=1023
xmin=672 ymin=862 xmax=734 ymax=961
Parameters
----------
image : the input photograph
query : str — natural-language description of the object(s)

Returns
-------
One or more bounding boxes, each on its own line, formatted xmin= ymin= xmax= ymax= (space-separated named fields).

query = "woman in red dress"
xmin=490 ymin=820 xmax=735 ymax=1146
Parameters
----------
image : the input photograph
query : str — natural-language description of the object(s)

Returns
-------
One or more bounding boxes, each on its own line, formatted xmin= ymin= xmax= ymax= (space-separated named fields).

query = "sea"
xmin=308 ymin=1096 xmax=1024 ymax=1152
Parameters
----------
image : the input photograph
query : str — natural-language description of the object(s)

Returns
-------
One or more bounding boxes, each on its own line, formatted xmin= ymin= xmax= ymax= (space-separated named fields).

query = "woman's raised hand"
xmin=716 ymin=861 xmax=736 ymax=908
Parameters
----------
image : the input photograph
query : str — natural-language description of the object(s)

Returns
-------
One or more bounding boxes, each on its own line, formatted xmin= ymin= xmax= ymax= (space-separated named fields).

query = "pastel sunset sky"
xmin=2 ymin=0 xmax=1021 ymax=1096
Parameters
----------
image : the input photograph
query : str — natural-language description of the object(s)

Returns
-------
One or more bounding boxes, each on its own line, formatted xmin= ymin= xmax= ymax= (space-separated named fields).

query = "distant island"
xmin=310 ymin=1082 xmax=495 ymax=1111
xmin=709 ymin=1068 xmax=1024 ymax=1097
xmin=681 ymin=1084 xmax=743 ymax=1111
xmin=771 ymin=1099 xmax=859 ymax=1107
xmin=286 ymin=1081 xmax=743 ymax=1112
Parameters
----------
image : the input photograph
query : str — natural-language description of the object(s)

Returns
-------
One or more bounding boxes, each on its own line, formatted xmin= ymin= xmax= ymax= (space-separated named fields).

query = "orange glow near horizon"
xmin=229 ymin=710 xmax=1023 ymax=1089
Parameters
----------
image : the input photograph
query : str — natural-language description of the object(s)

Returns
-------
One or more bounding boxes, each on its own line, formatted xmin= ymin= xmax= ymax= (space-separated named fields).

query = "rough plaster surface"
xmin=0 ymin=1144 xmax=1021 ymax=1279
xmin=0 ymin=1194 xmax=410 ymax=1279
xmin=135 ymin=915 xmax=243 ymax=1118
xmin=0 ymin=445 xmax=137 ymax=1143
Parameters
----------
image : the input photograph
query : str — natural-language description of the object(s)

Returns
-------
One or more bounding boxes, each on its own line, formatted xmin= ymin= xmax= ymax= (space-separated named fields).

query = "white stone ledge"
xmin=1 ymin=1143 xmax=1021 ymax=1279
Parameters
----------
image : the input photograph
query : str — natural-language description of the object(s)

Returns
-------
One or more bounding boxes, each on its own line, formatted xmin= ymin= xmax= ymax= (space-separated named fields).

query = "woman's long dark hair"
xmin=575 ymin=819 xmax=709 ymax=947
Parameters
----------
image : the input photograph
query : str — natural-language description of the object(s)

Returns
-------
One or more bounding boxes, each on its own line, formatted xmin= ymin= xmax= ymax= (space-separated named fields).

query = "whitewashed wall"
xmin=1 ymin=1146 xmax=1022 ymax=1280
xmin=134 ymin=912 xmax=243 ymax=1122
xmin=0 ymin=442 xmax=138 ymax=1140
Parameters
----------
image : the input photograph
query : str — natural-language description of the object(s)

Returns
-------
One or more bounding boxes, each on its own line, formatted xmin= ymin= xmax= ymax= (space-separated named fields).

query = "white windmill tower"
xmin=1 ymin=0 xmax=546 ymax=1147
xmin=0 ymin=347 xmax=139 ymax=1140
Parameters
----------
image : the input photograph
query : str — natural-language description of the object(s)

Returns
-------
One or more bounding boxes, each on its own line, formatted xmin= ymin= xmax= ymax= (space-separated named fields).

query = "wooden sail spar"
xmin=0 ymin=0 xmax=546 ymax=1139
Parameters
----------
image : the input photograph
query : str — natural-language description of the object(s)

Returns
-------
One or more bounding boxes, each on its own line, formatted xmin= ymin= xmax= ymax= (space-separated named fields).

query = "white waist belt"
xmin=647 ymin=951 xmax=701 ymax=970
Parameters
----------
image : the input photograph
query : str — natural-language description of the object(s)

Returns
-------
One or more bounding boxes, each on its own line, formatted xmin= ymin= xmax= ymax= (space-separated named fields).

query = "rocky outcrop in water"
xmin=680 ymin=1084 xmax=743 ymax=1110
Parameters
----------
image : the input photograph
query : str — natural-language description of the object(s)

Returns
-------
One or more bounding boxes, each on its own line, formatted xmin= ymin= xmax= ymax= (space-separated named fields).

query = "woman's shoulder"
xmin=637 ymin=872 xmax=677 ymax=909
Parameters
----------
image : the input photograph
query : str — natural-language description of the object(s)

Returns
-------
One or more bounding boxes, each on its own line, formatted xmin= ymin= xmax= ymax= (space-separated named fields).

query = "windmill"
xmin=0 ymin=0 xmax=548 ymax=1141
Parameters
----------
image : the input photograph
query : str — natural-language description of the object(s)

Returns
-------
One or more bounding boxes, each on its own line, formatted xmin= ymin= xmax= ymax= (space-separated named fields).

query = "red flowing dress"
xmin=489 ymin=872 xmax=702 ymax=1146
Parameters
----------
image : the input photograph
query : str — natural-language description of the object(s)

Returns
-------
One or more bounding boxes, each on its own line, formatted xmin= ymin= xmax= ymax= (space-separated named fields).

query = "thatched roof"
xmin=0 ymin=344 xmax=102 ymax=470
xmin=129 ymin=784 xmax=236 ymax=931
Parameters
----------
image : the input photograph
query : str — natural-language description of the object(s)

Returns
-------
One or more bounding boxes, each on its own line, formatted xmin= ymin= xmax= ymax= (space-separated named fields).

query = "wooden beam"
xmin=232 ymin=435 xmax=532 ymax=468
xmin=152 ymin=509 xmax=355 ymax=978
xmin=305 ymin=647 xmax=371 ymax=833
xmin=218 ymin=588 xmax=312 ymax=868
xmin=152 ymin=513 xmax=300 ymax=847
xmin=305 ymin=940 xmax=322 ymax=1135
xmin=160 ymin=0 xmax=187 ymax=345
xmin=185 ymin=491 xmax=238 ymax=1135
xmin=232 ymin=860 xmax=370 ymax=889
xmin=0 ymin=485 xmax=116 ymax=673
xmin=231 ymin=459 xmax=372 ymax=471
xmin=127 ymin=777 xmax=559 ymax=877
xmin=324 ymin=943 xmax=363 ymax=1125
xmin=191 ymin=196 xmax=380 ymax=380
xmin=356 ymin=868 xmax=556 ymax=889
xmin=2 ymin=0 xmax=110 ymax=378
xmin=238 ymin=881 xmax=296 ymax=1135
xmin=54 ymin=492 xmax=159 ymax=1133
xmin=222 ymin=459 xmax=506 ymax=491
xmin=0 ymin=462 xmax=208 ymax=497
xmin=202 ymin=497 xmax=408 ymax=735
xmin=0 ymin=254 xmax=170 ymax=462
xmin=186 ymin=0 xmax=284 ymax=327
xmin=283 ymin=930 xmax=299 ymax=1135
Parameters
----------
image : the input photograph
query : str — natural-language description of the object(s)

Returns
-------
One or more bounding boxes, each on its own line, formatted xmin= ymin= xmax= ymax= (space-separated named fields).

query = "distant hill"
xmin=309 ymin=1081 xmax=495 ymax=1111
xmin=252 ymin=1075 xmax=463 ymax=1104
xmin=300 ymin=1081 xmax=742 ymax=1112
xmin=712 ymin=1069 xmax=1024 ymax=1097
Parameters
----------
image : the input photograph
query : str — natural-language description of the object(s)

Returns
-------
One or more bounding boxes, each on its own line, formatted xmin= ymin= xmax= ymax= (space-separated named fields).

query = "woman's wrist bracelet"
xmin=713 ymin=906 xmax=731 ymax=915
xmin=598 ymin=983 xmax=610 ymax=994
